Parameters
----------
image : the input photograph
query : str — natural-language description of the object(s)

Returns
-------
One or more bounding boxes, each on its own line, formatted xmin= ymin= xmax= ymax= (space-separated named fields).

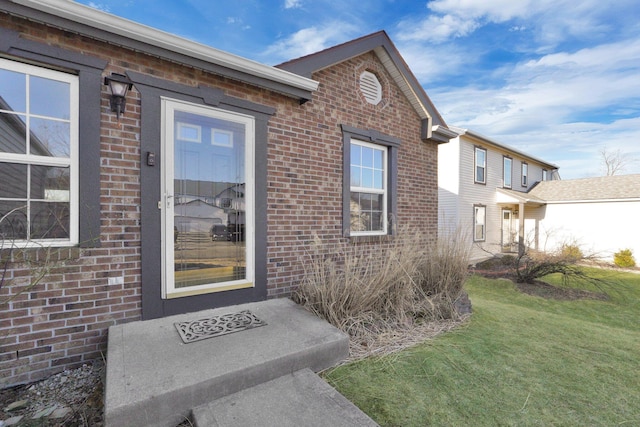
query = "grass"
xmin=324 ymin=268 xmax=640 ymax=426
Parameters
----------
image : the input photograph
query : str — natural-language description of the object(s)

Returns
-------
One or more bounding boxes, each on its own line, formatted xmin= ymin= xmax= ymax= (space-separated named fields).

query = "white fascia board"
xmin=450 ymin=126 xmax=560 ymax=170
xmin=545 ymin=198 xmax=640 ymax=204
xmin=11 ymin=0 xmax=319 ymax=93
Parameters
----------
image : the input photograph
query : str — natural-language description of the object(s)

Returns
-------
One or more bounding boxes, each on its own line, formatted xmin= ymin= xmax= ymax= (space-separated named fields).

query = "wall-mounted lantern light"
xmin=104 ymin=73 xmax=133 ymax=119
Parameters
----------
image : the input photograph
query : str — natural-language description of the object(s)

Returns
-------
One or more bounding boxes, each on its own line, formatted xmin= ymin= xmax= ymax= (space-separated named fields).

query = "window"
xmin=474 ymin=205 xmax=486 ymax=242
xmin=341 ymin=125 xmax=399 ymax=237
xmin=475 ymin=147 xmax=486 ymax=184
xmin=503 ymin=156 xmax=512 ymax=188
xmin=350 ymin=139 xmax=387 ymax=235
xmin=0 ymin=59 xmax=78 ymax=246
xmin=542 ymin=169 xmax=548 ymax=181
xmin=521 ymin=162 xmax=528 ymax=187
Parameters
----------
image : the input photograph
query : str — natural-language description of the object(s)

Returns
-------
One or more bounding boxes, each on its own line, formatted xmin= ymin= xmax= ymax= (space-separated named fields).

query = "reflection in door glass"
xmin=173 ymin=110 xmax=246 ymax=288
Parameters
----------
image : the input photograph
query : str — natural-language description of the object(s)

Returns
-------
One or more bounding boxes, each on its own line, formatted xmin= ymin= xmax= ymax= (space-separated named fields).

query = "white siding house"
xmin=438 ymin=127 xmax=559 ymax=262
xmin=527 ymin=175 xmax=640 ymax=262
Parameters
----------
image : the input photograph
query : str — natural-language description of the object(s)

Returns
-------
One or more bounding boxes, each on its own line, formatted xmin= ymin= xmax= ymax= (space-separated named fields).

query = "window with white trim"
xmin=521 ymin=162 xmax=528 ymax=187
xmin=0 ymin=59 xmax=78 ymax=246
xmin=475 ymin=147 xmax=486 ymax=184
xmin=474 ymin=205 xmax=486 ymax=242
xmin=503 ymin=156 xmax=512 ymax=188
xmin=350 ymin=139 xmax=387 ymax=235
xmin=542 ymin=169 xmax=548 ymax=181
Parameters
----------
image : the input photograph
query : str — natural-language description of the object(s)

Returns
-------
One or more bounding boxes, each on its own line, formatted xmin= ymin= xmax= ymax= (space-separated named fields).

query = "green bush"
xmin=614 ymin=249 xmax=636 ymax=268
xmin=561 ymin=244 xmax=583 ymax=261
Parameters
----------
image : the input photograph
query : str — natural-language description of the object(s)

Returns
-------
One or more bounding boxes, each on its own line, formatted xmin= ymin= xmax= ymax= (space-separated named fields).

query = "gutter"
xmin=8 ymin=0 xmax=319 ymax=95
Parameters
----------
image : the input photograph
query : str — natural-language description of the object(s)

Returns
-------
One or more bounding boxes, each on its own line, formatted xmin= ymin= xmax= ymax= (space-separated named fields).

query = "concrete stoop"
xmin=191 ymin=368 xmax=378 ymax=427
xmin=104 ymin=299 xmax=375 ymax=427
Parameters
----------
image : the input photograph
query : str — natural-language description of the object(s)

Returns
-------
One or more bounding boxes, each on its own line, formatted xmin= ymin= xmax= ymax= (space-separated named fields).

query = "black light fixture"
xmin=104 ymin=73 xmax=133 ymax=119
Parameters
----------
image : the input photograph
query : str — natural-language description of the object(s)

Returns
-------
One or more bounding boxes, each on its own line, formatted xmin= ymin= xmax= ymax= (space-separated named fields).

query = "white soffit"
xmin=373 ymin=46 xmax=429 ymax=120
xmin=11 ymin=0 xmax=319 ymax=92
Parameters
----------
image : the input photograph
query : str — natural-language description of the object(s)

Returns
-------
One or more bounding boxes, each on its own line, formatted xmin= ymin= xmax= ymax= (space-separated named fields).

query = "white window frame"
xmin=521 ymin=162 xmax=528 ymax=187
xmin=0 ymin=58 xmax=79 ymax=247
xmin=474 ymin=205 xmax=486 ymax=242
xmin=503 ymin=156 xmax=512 ymax=188
xmin=161 ymin=98 xmax=255 ymax=299
xmin=350 ymin=139 xmax=388 ymax=236
xmin=475 ymin=147 xmax=486 ymax=184
xmin=176 ymin=122 xmax=201 ymax=143
xmin=542 ymin=169 xmax=548 ymax=181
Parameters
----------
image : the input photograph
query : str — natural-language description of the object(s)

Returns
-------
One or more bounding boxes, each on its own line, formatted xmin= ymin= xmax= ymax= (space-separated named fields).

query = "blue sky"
xmin=78 ymin=0 xmax=640 ymax=179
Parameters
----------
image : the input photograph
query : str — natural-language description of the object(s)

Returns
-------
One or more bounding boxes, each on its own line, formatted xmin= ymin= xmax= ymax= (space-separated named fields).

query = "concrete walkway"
xmin=104 ymin=298 xmax=376 ymax=427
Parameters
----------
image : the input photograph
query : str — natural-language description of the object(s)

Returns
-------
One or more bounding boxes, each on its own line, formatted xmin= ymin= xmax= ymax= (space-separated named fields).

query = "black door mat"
xmin=174 ymin=310 xmax=267 ymax=344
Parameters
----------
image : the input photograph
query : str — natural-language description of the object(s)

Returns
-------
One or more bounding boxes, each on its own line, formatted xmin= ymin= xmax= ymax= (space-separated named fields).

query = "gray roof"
xmin=528 ymin=174 xmax=640 ymax=201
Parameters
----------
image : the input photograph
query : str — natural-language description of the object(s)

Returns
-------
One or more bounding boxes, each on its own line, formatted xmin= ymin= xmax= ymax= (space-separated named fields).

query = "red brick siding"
xmin=265 ymin=53 xmax=439 ymax=296
xmin=0 ymin=13 xmax=439 ymax=386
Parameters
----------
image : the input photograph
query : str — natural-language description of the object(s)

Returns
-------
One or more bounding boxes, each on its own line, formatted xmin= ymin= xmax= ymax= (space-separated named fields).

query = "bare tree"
xmin=599 ymin=147 xmax=636 ymax=176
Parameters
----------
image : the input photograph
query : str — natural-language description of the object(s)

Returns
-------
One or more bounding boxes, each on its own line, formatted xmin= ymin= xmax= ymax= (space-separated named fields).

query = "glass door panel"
xmin=163 ymin=99 xmax=253 ymax=298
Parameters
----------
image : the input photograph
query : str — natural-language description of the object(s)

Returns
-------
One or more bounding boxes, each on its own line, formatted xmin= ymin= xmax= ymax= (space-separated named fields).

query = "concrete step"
xmin=192 ymin=368 xmax=378 ymax=427
xmin=104 ymin=299 xmax=349 ymax=427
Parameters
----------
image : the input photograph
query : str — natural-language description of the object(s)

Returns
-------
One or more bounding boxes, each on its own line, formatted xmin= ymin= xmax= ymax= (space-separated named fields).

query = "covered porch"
xmin=496 ymin=188 xmax=546 ymax=255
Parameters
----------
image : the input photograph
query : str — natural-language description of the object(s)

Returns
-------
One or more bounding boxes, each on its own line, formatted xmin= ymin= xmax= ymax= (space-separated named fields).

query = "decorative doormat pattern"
xmin=174 ymin=310 xmax=267 ymax=344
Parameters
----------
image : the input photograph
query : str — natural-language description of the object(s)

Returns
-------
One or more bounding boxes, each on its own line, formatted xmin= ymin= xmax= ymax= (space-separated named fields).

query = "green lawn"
xmin=324 ymin=269 xmax=640 ymax=426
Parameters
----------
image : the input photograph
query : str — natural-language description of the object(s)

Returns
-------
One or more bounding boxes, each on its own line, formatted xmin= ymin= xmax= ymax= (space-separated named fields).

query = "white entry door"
xmin=502 ymin=209 xmax=514 ymax=251
xmin=161 ymin=98 xmax=255 ymax=299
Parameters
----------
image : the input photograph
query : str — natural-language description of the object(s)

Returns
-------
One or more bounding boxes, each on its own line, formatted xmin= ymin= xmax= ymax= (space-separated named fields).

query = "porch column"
xmin=518 ymin=202 xmax=525 ymax=256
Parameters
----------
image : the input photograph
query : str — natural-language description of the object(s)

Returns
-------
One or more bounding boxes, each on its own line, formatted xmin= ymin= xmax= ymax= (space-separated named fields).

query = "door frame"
xmin=135 ymin=73 xmax=274 ymax=320
xmin=501 ymin=208 xmax=514 ymax=252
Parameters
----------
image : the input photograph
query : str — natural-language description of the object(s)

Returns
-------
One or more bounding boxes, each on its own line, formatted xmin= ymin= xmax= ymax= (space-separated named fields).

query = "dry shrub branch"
xmin=293 ymin=227 xmax=471 ymax=359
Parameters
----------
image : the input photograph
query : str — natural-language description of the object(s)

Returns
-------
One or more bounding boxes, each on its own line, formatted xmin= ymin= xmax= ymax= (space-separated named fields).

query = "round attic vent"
xmin=359 ymin=71 xmax=382 ymax=105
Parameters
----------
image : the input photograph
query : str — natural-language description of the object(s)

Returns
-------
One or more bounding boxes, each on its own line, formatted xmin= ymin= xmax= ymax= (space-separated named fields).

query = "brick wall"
xmin=0 ymin=13 xmax=439 ymax=386
xmin=265 ymin=52 xmax=439 ymax=296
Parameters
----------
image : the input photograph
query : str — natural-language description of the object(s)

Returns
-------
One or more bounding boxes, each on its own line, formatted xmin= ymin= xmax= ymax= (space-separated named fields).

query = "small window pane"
xmin=0 ymin=163 xmax=28 ymax=198
xmin=0 ymin=201 xmax=27 ymax=240
xmin=350 ymin=166 xmax=361 ymax=187
xmin=0 ymin=69 xmax=26 ymax=113
xmin=351 ymin=144 xmax=361 ymax=165
xmin=361 ymin=146 xmax=373 ymax=167
xmin=0 ymin=112 xmax=27 ymax=154
xmin=373 ymin=170 xmax=383 ymax=189
xmin=30 ymin=118 xmax=70 ymax=158
xmin=30 ymin=76 xmax=70 ymax=119
xmin=30 ymin=201 xmax=70 ymax=239
xmin=31 ymin=166 xmax=70 ymax=201
xmin=362 ymin=168 xmax=374 ymax=188
xmin=212 ymin=129 xmax=233 ymax=147
xmin=476 ymin=166 xmax=485 ymax=183
xmin=373 ymin=150 xmax=383 ymax=169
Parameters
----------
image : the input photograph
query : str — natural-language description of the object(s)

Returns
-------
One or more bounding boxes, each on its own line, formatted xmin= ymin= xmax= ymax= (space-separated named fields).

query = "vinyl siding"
xmin=439 ymin=132 xmax=558 ymax=263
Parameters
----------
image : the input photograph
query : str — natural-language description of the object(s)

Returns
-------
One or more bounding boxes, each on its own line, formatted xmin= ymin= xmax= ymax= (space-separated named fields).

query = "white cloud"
xmin=397 ymin=14 xmax=479 ymax=43
xmin=284 ymin=0 xmax=302 ymax=9
xmin=263 ymin=21 xmax=359 ymax=63
xmin=87 ymin=2 xmax=110 ymax=13
xmin=427 ymin=35 xmax=640 ymax=179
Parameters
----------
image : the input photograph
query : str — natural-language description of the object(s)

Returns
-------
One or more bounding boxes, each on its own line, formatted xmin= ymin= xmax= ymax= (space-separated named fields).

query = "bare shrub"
xmin=293 ymin=227 xmax=471 ymax=345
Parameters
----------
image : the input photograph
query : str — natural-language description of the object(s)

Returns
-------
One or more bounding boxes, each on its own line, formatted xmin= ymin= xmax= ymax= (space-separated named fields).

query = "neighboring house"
xmin=438 ymin=127 xmax=559 ymax=262
xmin=527 ymin=174 xmax=640 ymax=261
xmin=0 ymin=1 xmax=454 ymax=386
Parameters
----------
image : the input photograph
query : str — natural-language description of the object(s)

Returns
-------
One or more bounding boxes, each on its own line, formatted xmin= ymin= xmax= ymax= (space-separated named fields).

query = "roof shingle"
xmin=528 ymin=174 xmax=640 ymax=201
